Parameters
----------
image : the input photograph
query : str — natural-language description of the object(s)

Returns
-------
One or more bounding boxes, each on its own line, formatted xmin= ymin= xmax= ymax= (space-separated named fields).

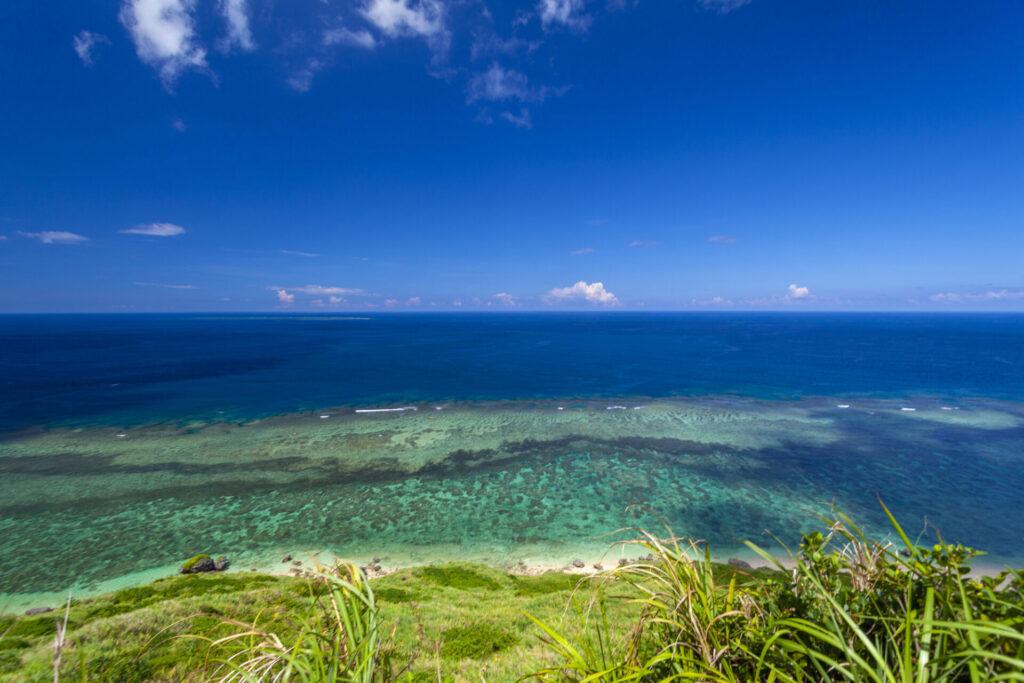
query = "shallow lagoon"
xmin=2 ymin=395 xmax=1023 ymax=612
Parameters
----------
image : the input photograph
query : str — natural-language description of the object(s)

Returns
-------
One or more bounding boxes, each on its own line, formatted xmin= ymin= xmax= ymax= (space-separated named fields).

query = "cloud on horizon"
xmin=546 ymin=280 xmax=619 ymax=306
xmin=787 ymin=283 xmax=811 ymax=299
xmin=121 ymin=222 xmax=186 ymax=236
xmin=18 ymin=231 xmax=89 ymax=244
xmin=134 ymin=281 xmax=197 ymax=289
xmin=929 ymin=289 xmax=1024 ymax=303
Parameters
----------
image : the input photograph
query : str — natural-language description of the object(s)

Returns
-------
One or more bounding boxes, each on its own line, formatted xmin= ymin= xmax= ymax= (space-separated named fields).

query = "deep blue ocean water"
xmin=3 ymin=312 xmax=1024 ymax=429
xmin=3 ymin=313 xmax=1024 ymax=600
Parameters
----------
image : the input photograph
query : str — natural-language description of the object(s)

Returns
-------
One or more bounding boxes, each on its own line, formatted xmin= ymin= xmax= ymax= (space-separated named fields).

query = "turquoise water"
xmin=2 ymin=314 xmax=1024 ymax=609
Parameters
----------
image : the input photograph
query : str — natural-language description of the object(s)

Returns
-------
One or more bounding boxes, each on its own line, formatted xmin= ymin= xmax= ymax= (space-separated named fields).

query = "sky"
xmin=1 ymin=0 xmax=1023 ymax=312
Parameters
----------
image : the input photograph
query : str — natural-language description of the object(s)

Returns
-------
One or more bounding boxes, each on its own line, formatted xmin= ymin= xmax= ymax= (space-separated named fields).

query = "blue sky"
xmin=1 ymin=0 xmax=1023 ymax=312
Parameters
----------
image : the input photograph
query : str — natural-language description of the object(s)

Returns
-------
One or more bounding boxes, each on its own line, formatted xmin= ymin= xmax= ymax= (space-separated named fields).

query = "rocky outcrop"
xmin=179 ymin=554 xmax=229 ymax=574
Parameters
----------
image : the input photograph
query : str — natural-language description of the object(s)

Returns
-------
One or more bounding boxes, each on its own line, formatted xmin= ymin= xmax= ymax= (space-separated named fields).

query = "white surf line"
xmin=836 ymin=404 xmax=850 ymax=408
xmin=901 ymin=407 xmax=916 ymax=412
xmin=354 ymin=406 xmax=419 ymax=414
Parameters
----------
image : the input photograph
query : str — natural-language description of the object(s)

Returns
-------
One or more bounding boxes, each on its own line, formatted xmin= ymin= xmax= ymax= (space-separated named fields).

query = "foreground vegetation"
xmin=1 ymin=504 xmax=1021 ymax=681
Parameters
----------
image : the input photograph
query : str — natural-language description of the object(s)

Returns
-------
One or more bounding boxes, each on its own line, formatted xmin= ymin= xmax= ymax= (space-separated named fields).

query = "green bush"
xmin=439 ymin=623 xmax=518 ymax=659
xmin=418 ymin=565 xmax=502 ymax=591
xmin=512 ymin=572 xmax=580 ymax=597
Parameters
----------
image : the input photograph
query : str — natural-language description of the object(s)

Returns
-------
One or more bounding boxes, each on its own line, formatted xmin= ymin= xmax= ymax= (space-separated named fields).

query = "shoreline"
xmin=4 ymin=543 xmax=1020 ymax=617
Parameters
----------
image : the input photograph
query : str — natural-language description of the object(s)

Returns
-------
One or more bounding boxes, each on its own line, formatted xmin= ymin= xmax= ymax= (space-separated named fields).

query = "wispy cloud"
xmin=546 ymin=280 xmax=620 ymax=306
xmin=287 ymin=59 xmax=324 ymax=93
xmin=492 ymin=292 xmax=517 ymax=306
xmin=119 ymin=0 xmax=209 ymax=88
xmin=470 ymin=33 xmax=540 ymax=61
xmin=268 ymin=284 xmax=365 ymax=296
xmin=219 ymin=0 xmax=255 ymax=52
xmin=281 ymin=250 xmax=318 ymax=257
xmin=569 ymin=247 xmax=595 ymax=255
xmin=707 ymin=235 xmax=737 ymax=244
xmin=171 ymin=118 xmax=186 ymax=132
xmin=628 ymin=240 xmax=659 ymax=248
xmin=323 ymin=26 xmax=377 ymax=49
xmin=121 ymin=222 xmax=186 ymax=236
xmin=467 ymin=64 xmax=563 ymax=104
xmin=787 ymin=283 xmax=811 ymax=299
xmin=929 ymin=290 xmax=1024 ymax=303
xmin=134 ymin=281 xmax=197 ymax=289
xmin=360 ymin=0 xmax=447 ymax=45
xmin=18 ymin=231 xmax=89 ymax=244
xmin=276 ymin=289 xmax=295 ymax=305
xmin=538 ymin=0 xmax=591 ymax=32
xmin=698 ymin=0 xmax=752 ymax=13
xmin=501 ymin=108 xmax=532 ymax=128
xmin=73 ymin=30 xmax=111 ymax=66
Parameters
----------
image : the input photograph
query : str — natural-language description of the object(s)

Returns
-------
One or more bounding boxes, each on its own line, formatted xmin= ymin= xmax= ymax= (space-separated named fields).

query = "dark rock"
xmin=25 ymin=607 xmax=53 ymax=616
xmin=214 ymin=556 xmax=230 ymax=571
xmin=372 ymin=564 xmax=382 ymax=572
xmin=372 ymin=556 xmax=381 ymax=564
xmin=727 ymin=558 xmax=752 ymax=569
xmin=571 ymin=559 xmax=584 ymax=568
xmin=899 ymin=549 xmax=912 ymax=557
xmin=592 ymin=563 xmax=603 ymax=571
xmin=281 ymin=554 xmax=292 ymax=563
xmin=180 ymin=556 xmax=217 ymax=574
xmin=618 ymin=558 xmax=629 ymax=566
xmin=292 ymin=561 xmax=302 ymax=567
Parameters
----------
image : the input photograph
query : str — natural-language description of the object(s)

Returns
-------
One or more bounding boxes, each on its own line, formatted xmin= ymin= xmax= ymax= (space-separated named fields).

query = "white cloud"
xmin=73 ymin=30 xmax=111 ymax=66
xmin=360 ymin=0 xmax=445 ymax=39
xmin=323 ymin=27 xmax=377 ymax=49
xmin=287 ymin=59 xmax=323 ymax=93
xmin=293 ymin=285 xmax=365 ymax=295
xmin=501 ymin=108 xmax=532 ymax=128
xmin=171 ymin=118 xmax=186 ymax=132
xmin=17 ymin=231 xmax=89 ymax=244
xmin=281 ymin=250 xmax=318 ymax=257
xmin=546 ymin=280 xmax=619 ymax=306
xmin=929 ymin=290 xmax=1024 ymax=303
xmin=707 ymin=235 xmax=737 ymax=244
xmin=470 ymin=34 xmax=540 ymax=61
xmin=385 ymin=298 xmax=399 ymax=307
xmin=492 ymin=292 xmax=517 ymax=306
xmin=538 ymin=0 xmax=591 ymax=32
xmin=276 ymin=289 xmax=295 ymax=305
xmin=121 ymin=222 xmax=186 ymax=236
xmin=134 ymin=281 xmax=197 ymax=289
xmin=328 ymin=296 xmax=345 ymax=305
xmin=119 ymin=0 xmax=208 ymax=87
xmin=698 ymin=0 xmax=752 ymax=13
xmin=219 ymin=0 xmax=255 ymax=51
xmin=467 ymin=64 xmax=565 ymax=105
xmin=407 ymin=296 xmax=422 ymax=305
xmin=629 ymin=240 xmax=658 ymax=248
xmin=787 ymin=284 xmax=810 ymax=299
xmin=452 ymin=299 xmax=463 ymax=306
xmin=569 ymin=247 xmax=595 ymax=255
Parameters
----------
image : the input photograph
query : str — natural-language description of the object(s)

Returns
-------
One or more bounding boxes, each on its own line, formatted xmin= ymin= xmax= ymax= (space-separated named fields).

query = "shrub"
xmin=439 ymin=624 xmax=517 ymax=659
xmin=418 ymin=565 xmax=502 ymax=591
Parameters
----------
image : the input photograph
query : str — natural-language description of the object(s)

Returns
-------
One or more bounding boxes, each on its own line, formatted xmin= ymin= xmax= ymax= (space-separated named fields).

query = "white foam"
xmin=319 ymin=415 xmax=330 ymax=419
xmin=556 ymin=406 xmax=565 ymax=411
xmin=901 ymin=407 xmax=916 ymax=412
xmin=607 ymin=406 xmax=628 ymax=410
xmin=837 ymin=404 xmax=850 ymax=409
xmin=116 ymin=433 xmax=127 ymax=438
xmin=354 ymin=407 xmax=418 ymax=414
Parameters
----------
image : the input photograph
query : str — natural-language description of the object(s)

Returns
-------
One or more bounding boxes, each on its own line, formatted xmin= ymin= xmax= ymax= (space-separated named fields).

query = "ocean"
xmin=2 ymin=313 xmax=1023 ymax=609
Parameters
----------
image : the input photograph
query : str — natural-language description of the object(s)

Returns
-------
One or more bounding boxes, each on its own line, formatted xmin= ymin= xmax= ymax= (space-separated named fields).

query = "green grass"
xmin=0 ymin=563 xmax=644 ymax=682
